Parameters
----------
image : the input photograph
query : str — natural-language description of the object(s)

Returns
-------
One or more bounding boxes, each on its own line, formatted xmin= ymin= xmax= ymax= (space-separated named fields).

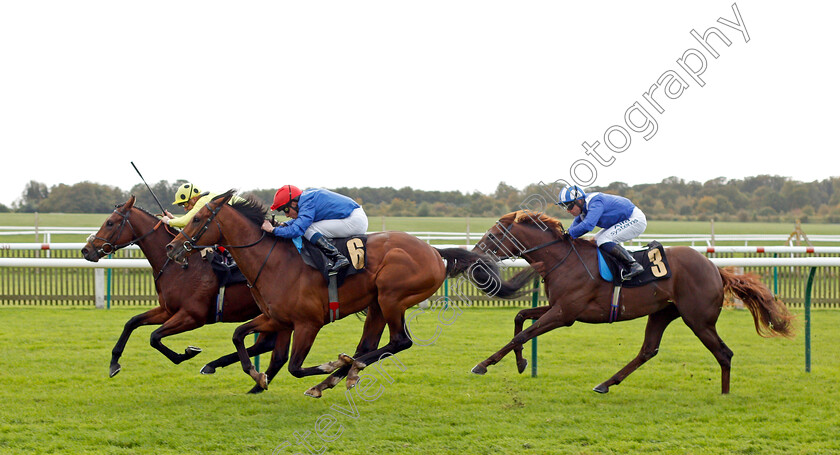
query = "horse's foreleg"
xmin=232 ymin=315 xmax=279 ymax=390
xmin=473 ymin=305 xmax=566 ymax=375
xmin=149 ymin=312 xmax=203 ymax=365
xmin=306 ymin=310 xmax=404 ymax=399
xmin=201 ymin=332 xmax=277 ymax=375
xmin=512 ymin=306 xmax=551 ymax=374
xmin=594 ymin=305 xmax=679 ymax=394
xmin=247 ymin=328 xmax=292 ymax=394
xmin=110 ymin=307 xmax=171 ymax=377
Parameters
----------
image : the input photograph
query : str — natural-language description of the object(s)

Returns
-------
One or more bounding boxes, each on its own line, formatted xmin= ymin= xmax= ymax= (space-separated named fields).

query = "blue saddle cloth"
xmin=597 ymin=241 xmax=671 ymax=287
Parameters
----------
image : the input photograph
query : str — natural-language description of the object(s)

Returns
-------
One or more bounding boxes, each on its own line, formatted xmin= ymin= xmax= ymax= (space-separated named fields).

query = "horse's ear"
xmin=125 ymin=195 xmax=136 ymax=210
xmin=211 ymin=190 xmax=235 ymax=204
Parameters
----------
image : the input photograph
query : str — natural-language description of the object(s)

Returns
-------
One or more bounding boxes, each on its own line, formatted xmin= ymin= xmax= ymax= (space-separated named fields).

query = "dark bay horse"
xmin=81 ymin=196 xmax=270 ymax=381
xmin=164 ymin=191 xmax=503 ymax=397
xmin=470 ymin=210 xmax=795 ymax=394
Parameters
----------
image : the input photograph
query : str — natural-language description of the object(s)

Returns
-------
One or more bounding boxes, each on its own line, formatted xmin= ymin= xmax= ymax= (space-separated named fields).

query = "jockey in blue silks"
xmin=261 ymin=185 xmax=368 ymax=274
xmin=558 ymin=185 xmax=647 ymax=280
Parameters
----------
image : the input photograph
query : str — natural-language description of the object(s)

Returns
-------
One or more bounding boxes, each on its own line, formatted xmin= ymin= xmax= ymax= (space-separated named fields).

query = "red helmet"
xmin=271 ymin=185 xmax=302 ymax=211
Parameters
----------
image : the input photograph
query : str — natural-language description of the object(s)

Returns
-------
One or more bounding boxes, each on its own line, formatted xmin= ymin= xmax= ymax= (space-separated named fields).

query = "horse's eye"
xmin=106 ymin=221 xmax=114 ymax=227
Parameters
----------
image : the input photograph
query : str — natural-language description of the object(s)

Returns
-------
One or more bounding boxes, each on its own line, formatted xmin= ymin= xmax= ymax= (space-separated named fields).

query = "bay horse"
xmin=81 ymin=195 xmax=273 ymax=385
xmin=164 ymin=191 xmax=510 ymax=397
xmin=469 ymin=210 xmax=795 ymax=394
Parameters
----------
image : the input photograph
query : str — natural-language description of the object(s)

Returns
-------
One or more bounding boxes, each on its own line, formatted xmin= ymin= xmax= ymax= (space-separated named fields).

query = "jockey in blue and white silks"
xmin=558 ymin=185 xmax=647 ymax=280
xmin=261 ymin=185 xmax=368 ymax=274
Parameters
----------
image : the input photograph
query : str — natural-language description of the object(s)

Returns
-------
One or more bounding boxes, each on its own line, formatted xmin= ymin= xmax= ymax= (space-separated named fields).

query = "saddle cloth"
xmin=597 ymin=241 xmax=671 ymax=287
xmin=299 ymin=235 xmax=368 ymax=287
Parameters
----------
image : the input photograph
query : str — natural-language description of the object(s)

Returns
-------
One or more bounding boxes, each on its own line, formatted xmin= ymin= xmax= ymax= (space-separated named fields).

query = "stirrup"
xmin=620 ymin=264 xmax=643 ymax=281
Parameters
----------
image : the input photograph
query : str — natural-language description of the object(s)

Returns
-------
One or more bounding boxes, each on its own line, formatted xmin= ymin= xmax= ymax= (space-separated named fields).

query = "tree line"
xmin=7 ymin=175 xmax=840 ymax=223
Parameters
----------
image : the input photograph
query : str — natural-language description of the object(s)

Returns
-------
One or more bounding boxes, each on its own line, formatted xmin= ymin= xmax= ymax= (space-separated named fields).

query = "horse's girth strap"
xmin=216 ymin=286 xmax=226 ymax=322
xmin=328 ymin=274 xmax=339 ymax=323
xmin=609 ymin=285 xmax=621 ymax=323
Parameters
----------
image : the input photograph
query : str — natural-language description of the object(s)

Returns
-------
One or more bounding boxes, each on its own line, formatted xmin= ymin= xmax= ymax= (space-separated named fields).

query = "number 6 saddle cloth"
xmin=597 ymin=240 xmax=671 ymax=287
xmin=299 ymin=236 xmax=367 ymax=287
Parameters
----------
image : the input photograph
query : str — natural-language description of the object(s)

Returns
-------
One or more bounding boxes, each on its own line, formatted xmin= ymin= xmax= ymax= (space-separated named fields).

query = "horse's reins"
xmin=491 ymin=221 xmax=595 ymax=281
xmin=178 ymin=196 xmax=271 ymax=288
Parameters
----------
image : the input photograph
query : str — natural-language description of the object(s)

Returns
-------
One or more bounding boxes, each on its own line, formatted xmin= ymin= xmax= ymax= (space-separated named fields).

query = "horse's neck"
xmin=523 ymin=231 xmax=597 ymax=266
xmin=221 ymin=217 xmax=299 ymax=277
xmin=130 ymin=213 xmax=174 ymax=272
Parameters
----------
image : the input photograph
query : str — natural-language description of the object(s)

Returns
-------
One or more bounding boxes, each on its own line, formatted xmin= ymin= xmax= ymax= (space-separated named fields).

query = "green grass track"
xmin=0 ymin=307 xmax=838 ymax=454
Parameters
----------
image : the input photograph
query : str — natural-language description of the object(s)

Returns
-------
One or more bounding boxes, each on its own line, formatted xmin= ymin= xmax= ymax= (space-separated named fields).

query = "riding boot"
xmin=311 ymin=234 xmax=350 ymax=274
xmin=601 ymin=242 xmax=644 ymax=281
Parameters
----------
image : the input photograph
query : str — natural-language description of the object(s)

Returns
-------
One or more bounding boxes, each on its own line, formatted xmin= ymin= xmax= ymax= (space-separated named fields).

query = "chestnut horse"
xmin=469 ymin=210 xmax=794 ymax=394
xmin=164 ymin=191 xmax=508 ymax=397
xmin=81 ymin=196 xmax=271 ymax=382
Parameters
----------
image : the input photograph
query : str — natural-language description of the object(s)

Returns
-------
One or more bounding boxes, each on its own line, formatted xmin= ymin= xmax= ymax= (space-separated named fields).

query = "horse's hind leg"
xmin=512 ymin=306 xmax=551 ymax=374
xmin=200 ymin=331 xmax=277 ymax=375
xmin=594 ymin=305 xmax=679 ymax=394
xmin=149 ymin=311 xmax=203 ymax=365
xmin=110 ymin=306 xmax=171 ymax=377
xmin=683 ymin=318 xmax=734 ymax=394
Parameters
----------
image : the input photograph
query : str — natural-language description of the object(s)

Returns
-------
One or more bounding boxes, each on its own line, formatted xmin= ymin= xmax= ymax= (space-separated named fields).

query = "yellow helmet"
xmin=172 ymin=183 xmax=201 ymax=205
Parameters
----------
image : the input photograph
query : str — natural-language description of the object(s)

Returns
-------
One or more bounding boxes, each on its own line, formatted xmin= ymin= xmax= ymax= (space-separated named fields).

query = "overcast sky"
xmin=1 ymin=1 xmax=836 ymax=207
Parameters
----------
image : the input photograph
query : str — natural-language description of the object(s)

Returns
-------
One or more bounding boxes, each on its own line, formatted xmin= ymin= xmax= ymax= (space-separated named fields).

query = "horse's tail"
xmin=719 ymin=267 xmax=795 ymax=338
xmin=435 ymin=247 xmax=539 ymax=299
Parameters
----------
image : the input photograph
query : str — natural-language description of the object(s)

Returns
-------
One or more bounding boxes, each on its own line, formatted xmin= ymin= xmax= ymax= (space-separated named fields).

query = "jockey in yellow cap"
xmin=161 ymin=183 xmax=244 ymax=229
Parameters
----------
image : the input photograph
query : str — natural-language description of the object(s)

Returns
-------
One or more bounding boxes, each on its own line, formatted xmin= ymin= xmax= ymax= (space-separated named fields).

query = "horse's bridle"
xmin=87 ymin=206 xmax=161 ymax=257
xmin=179 ymin=197 xmax=266 ymax=252
xmin=179 ymin=196 xmax=274 ymax=288
xmin=180 ymin=198 xmax=224 ymax=253
xmin=483 ymin=221 xmax=563 ymax=260
xmin=482 ymin=221 xmax=594 ymax=280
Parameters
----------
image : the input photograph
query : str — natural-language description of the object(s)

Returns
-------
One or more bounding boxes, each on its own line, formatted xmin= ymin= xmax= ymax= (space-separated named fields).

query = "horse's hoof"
xmin=516 ymin=358 xmax=528 ymax=374
xmin=471 ymin=364 xmax=487 ymax=375
xmin=247 ymin=385 xmax=265 ymax=394
xmin=304 ymin=387 xmax=322 ymax=399
xmin=258 ymin=373 xmax=268 ymax=390
xmin=346 ymin=377 xmax=358 ymax=390
xmin=592 ymin=384 xmax=609 ymax=394
xmin=200 ymin=364 xmax=216 ymax=375
xmin=109 ymin=364 xmax=121 ymax=378
xmin=338 ymin=353 xmax=354 ymax=364
xmin=185 ymin=346 xmax=202 ymax=357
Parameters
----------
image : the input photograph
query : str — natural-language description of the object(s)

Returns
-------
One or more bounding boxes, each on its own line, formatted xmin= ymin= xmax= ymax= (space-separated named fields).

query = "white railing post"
xmin=95 ymin=268 xmax=105 ymax=309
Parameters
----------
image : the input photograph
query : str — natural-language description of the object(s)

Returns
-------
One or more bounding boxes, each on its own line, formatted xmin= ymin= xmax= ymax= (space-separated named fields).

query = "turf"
xmin=0 ymin=306 xmax=837 ymax=454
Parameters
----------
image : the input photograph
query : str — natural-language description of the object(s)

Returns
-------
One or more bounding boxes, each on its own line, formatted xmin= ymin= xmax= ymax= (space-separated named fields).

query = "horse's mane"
xmin=131 ymin=204 xmax=161 ymax=220
xmin=502 ymin=210 xmax=566 ymax=236
xmin=222 ymin=190 xmax=268 ymax=227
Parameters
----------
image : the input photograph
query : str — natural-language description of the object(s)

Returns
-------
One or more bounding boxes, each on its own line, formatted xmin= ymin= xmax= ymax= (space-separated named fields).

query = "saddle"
xmin=201 ymin=248 xmax=248 ymax=324
xmin=202 ymin=248 xmax=248 ymax=287
xmin=597 ymin=241 xmax=671 ymax=287
xmin=299 ymin=235 xmax=368 ymax=287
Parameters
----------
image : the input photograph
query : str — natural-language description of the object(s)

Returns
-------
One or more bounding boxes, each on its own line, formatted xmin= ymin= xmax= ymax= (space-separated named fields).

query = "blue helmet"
xmin=558 ymin=185 xmax=586 ymax=206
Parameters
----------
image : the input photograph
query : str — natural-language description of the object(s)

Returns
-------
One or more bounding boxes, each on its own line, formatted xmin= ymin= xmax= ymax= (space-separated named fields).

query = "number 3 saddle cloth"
xmin=597 ymin=240 xmax=671 ymax=287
